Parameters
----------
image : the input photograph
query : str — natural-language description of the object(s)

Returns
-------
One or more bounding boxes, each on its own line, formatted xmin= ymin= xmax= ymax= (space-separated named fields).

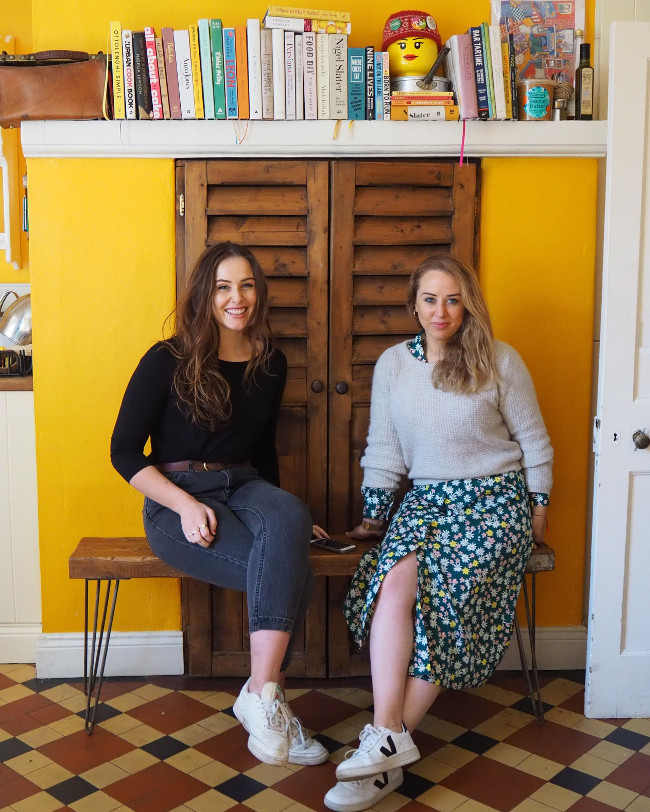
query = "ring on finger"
xmin=199 ymin=523 xmax=207 ymax=529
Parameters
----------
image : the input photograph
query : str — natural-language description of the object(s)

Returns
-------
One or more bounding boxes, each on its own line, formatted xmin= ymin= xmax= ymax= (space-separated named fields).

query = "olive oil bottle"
xmin=575 ymin=42 xmax=594 ymax=120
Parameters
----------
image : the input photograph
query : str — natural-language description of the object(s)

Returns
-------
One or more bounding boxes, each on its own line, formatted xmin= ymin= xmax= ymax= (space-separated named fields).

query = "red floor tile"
xmin=430 ymin=688 xmax=505 ymax=729
xmin=38 ymin=725 xmax=135 ymax=773
xmin=504 ymin=720 xmax=601 ymax=764
xmin=273 ymin=761 xmax=338 ymax=810
xmin=194 ymin=725 xmax=259 ymax=772
xmin=105 ymin=760 xmax=205 ymax=810
xmin=606 ymin=752 xmax=650 ymax=793
xmin=127 ymin=692 xmax=217 ymax=734
xmin=440 ymin=755 xmax=545 ymax=811
xmin=0 ymin=774 xmax=42 ymax=806
xmin=1 ymin=711 xmax=45 ymax=736
xmin=289 ymin=690 xmax=368 ymax=732
xmin=568 ymin=797 xmax=624 ymax=812
xmin=30 ymin=702 xmax=74 ymax=724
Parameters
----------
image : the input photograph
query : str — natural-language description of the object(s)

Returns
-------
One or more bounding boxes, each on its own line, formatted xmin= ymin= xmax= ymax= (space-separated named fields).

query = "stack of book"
xmin=390 ymin=90 xmax=459 ymax=121
xmin=444 ymin=23 xmax=519 ymax=120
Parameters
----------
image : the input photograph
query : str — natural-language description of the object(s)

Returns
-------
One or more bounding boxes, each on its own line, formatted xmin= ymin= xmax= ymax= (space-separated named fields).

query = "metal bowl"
xmin=0 ymin=293 xmax=32 ymax=346
xmin=391 ymin=75 xmax=453 ymax=93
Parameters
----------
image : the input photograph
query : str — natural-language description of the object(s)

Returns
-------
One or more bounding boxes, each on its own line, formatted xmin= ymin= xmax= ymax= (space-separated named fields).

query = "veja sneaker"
xmin=324 ymin=768 xmax=403 ymax=812
xmin=285 ymin=708 xmax=329 ymax=765
xmin=335 ymin=723 xmax=420 ymax=781
xmin=233 ymin=679 xmax=290 ymax=765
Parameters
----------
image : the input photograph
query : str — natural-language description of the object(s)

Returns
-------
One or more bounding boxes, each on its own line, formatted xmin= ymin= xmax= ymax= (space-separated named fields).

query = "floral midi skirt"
xmin=343 ymin=471 xmax=533 ymax=690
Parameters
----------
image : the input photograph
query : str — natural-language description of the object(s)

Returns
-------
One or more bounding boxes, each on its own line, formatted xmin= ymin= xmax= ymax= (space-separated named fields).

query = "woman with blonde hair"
xmin=324 ymin=255 xmax=552 ymax=812
xmin=111 ymin=241 xmax=328 ymax=769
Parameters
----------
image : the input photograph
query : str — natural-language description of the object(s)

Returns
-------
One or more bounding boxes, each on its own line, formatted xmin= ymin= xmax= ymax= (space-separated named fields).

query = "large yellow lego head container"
xmin=382 ymin=10 xmax=442 ymax=77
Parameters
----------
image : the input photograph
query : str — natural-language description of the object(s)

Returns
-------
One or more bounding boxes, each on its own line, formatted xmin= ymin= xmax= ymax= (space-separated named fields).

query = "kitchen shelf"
xmin=21 ymin=119 xmax=608 ymax=160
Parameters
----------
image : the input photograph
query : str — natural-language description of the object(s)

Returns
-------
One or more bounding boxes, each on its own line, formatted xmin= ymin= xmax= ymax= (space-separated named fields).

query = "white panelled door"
xmin=586 ymin=21 xmax=650 ymax=718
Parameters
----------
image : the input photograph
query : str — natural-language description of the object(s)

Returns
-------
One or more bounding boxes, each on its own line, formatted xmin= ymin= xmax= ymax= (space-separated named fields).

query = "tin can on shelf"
xmin=517 ymin=79 xmax=555 ymax=121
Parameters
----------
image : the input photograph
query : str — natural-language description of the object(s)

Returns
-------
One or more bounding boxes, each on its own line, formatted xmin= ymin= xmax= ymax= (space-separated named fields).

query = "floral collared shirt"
xmin=361 ymin=332 xmax=550 ymax=520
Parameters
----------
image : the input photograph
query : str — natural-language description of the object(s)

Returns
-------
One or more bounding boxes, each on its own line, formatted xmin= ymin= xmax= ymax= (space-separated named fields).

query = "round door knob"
xmin=633 ymin=430 xmax=650 ymax=449
xmin=335 ymin=381 xmax=349 ymax=395
xmin=311 ymin=380 xmax=324 ymax=393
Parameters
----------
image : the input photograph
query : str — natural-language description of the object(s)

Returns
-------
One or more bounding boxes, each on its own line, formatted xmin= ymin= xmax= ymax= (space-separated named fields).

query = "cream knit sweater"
xmin=361 ymin=339 xmax=553 ymax=495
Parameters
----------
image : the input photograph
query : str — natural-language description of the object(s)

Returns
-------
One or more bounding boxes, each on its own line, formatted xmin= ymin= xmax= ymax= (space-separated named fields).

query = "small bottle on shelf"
xmin=574 ymin=42 xmax=594 ymax=120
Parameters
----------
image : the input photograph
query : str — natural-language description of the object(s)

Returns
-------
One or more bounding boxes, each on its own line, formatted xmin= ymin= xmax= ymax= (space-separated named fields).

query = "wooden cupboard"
xmin=175 ymin=158 xmax=479 ymax=677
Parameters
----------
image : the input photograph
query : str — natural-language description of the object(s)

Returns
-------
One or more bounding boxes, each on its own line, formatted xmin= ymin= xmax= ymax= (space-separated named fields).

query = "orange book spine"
xmin=235 ymin=25 xmax=250 ymax=119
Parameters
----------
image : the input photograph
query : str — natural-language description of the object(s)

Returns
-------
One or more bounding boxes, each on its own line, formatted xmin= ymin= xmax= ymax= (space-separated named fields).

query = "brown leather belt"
xmin=156 ymin=460 xmax=252 ymax=473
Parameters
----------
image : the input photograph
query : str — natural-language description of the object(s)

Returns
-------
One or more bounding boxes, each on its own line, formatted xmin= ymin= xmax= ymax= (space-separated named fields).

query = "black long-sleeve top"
xmin=110 ymin=340 xmax=287 ymax=486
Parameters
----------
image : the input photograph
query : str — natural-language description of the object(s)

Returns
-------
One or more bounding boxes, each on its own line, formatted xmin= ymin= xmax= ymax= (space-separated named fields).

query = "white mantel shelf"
xmin=21 ymin=119 xmax=607 ymax=159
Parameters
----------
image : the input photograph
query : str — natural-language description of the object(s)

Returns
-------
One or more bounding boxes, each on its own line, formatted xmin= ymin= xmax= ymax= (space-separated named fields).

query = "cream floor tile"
xmin=69 ymin=790 xmax=124 ymax=812
xmin=467 ymin=683 xmax=523 ymax=707
xmin=515 ymin=754 xmax=565 ymax=780
xmin=118 ymin=722 xmax=162 ymax=746
xmin=530 ymin=783 xmax=582 ymax=811
xmin=573 ymin=718 xmax=618 ymax=739
xmin=544 ymin=707 xmax=584 ymax=729
xmin=47 ymin=713 xmax=86 ymax=736
xmin=173 ymin=721 xmax=219 ymax=746
xmin=329 ymin=687 xmax=374 ymax=709
xmin=132 ymin=683 xmax=172 ymax=701
xmin=196 ymin=690 xmax=239 ymax=711
xmin=184 ymin=789 xmax=237 ymax=812
xmin=473 ymin=716 xmax=526 ymax=741
xmin=409 ymin=754 xmax=458 ymax=782
xmin=540 ymin=679 xmax=584 ymax=704
xmin=25 ymin=761 xmax=74 ymax=789
xmin=0 ymin=683 xmax=34 ymax=702
xmin=626 ymin=796 xmax=650 ymax=812
xmin=642 ymin=742 xmax=650 ymax=757
xmin=285 ymin=804 xmax=329 ymax=812
xmin=110 ymin=747 xmax=159 ymax=774
xmin=99 ymin=712 xmax=142 ymax=736
xmin=431 ymin=743 xmax=478 ymax=768
xmin=244 ymin=761 xmax=294 ymax=785
xmin=188 ymin=759 xmax=239 ymax=787
xmin=0 ymin=663 xmax=36 ymax=681
xmin=488 ymin=707 xmax=533 ymax=731
xmin=622 ymin=718 xmax=650 ymax=737
xmin=456 ymin=800 xmax=500 ymax=812
xmin=284 ymin=687 xmax=310 ymax=701
xmin=38 ymin=683 xmax=84 ymax=703
xmin=587 ymin=780 xmax=639 ymax=810
xmin=322 ymin=720 xmax=362 ymax=744
xmin=80 ymin=761 xmax=131 ymax=789
xmin=485 ymin=741 xmax=531 ymax=767
xmin=588 ymin=740 xmax=636 ymax=765
xmin=416 ymin=785 xmax=469 ymax=812
xmin=0 ymin=726 xmax=10 ymax=742
xmin=105 ymin=691 xmax=148 ymax=712
xmin=197 ymin=711 xmax=239 ymax=735
xmin=512 ymin=799 xmax=564 ymax=812
xmin=5 ymin=750 xmax=53 ymax=776
xmin=570 ymin=752 xmax=619 ymax=779
xmin=9 ymin=791 xmax=63 ymax=812
xmin=165 ymin=747 xmax=213 ymax=774
xmin=244 ymin=787 xmax=295 ymax=812
xmin=419 ymin=716 xmax=466 ymax=741
xmin=58 ymin=693 xmax=89 ymax=713
xmin=344 ymin=709 xmax=374 ymax=730
xmin=17 ymin=725 xmax=63 ymax=748
xmin=374 ymin=791 xmax=411 ymax=812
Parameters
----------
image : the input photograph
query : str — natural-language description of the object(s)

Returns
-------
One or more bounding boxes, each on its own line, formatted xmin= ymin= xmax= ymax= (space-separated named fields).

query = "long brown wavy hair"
xmin=169 ymin=242 xmax=273 ymax=428
xmin=406 ymin=255 xmax=497 ymax=393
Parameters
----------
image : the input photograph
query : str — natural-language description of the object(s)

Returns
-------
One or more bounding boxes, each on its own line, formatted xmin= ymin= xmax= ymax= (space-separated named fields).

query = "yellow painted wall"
xmin=27 ymin=2 xmax=598 ymax=636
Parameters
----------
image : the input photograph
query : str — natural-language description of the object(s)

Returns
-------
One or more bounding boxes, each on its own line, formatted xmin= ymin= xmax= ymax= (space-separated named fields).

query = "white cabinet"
xmin=0 ymin=389 xmax=41 ymax=661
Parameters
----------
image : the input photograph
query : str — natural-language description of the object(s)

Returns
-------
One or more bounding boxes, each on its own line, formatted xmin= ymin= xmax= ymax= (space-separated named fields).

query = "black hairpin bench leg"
xmin=84 ymin=578 xmax=120 ymax=734
xmin=514 ymin=573 xmax=545 ymax=725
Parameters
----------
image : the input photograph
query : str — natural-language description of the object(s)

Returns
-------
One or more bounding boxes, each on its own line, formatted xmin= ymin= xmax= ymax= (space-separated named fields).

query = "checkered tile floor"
xmin=1 ymin=665 xmax=649 ymax=812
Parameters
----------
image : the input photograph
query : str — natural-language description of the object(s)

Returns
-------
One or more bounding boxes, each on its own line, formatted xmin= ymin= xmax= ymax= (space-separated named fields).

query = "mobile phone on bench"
xmin=310 ymin=535 xmax=357 ymax=553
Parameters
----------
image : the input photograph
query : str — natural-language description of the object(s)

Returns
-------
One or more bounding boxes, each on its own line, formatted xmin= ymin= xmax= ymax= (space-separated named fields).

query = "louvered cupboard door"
xmin=327 ymin=159 xmax=478 ymax=676
xmin=176 ymin=159 xmax=330 ymax=676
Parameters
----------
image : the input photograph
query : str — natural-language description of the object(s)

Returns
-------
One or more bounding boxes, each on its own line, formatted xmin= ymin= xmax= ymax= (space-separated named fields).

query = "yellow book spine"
xmin=188 ymin=24 xmax=205 ymax=118
xmin=501 ymin=41 xmax=513 ymax=119
xmin=110 ymin=21 xmax=126 ymax=119
xmin=266 ymin=5 xmax=351 ymax=22
xmin=390 ymin=104 xmax=459 ymax=120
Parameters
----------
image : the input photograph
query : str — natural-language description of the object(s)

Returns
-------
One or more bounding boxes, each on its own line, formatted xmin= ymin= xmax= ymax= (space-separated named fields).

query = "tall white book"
xmin=174 ymin=30 xmax=196 ymax=119
xmin=329 ymin=33 xmax=347 ymax=120
xmin=295 ymin=34 xmax=304 ymax=119
xmin=247 ymin=19 xmax=263 ymax=119
xmin=122 ymin=30 xmax=137 ymax=120
xmin=488 ymin=25 xmax=507 ymax=120
xmin=285 ymin=31 xmax=296 ymax=120
xmin=261 ymin=28 xmax=274 ymax=119
xmin=316 ymin=32 xmax=329 ymax=119
xmin=302 ymin=32 xmax=317 ymax=120
xmin=271 ymin=27 xmax=286 ymax=119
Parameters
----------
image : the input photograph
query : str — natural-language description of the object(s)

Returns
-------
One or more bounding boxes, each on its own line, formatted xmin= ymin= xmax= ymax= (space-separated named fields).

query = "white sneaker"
xmin=335 ymin=724 xmax=420 ymax=782
xmin=324 ymin=768 xmax=403 ymax=812
xmin=285 ymin=708 xmax=329 ymax=765
xmin=233 ymin=679 xmax=290 ymax=765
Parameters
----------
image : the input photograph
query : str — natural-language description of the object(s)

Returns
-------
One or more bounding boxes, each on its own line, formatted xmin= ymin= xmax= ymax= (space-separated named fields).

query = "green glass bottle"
xmin=575 ymin=42 xmax=594 ymax=120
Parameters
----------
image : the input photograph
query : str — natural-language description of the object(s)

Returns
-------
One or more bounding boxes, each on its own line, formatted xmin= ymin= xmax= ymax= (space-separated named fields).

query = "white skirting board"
xmin=29 ymin=626 xmax=587 ymax=678
xmin=34 ymin=631 xmax=184 ymax=678
xmin=0 ymin=623 xmax=42 ymax=664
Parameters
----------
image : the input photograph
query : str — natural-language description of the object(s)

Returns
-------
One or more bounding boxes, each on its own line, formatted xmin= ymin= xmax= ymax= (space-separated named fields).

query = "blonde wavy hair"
xmin=406 ymin=255 xmax=497 ymax=393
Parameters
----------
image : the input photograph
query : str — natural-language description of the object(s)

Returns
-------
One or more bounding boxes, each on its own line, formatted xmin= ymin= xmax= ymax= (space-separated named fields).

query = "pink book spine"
xmin=144 ymin=27 xmax=164 ymax=119
xmin=161 ymin=27 xmax=182 ymax=119
xmin=456 ymin=33 xmax=479 ymax=120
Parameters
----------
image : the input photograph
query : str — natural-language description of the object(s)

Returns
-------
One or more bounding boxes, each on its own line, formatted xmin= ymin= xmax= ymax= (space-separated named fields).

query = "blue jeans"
xmin=143 ymin=467 xmax=313 ymax=670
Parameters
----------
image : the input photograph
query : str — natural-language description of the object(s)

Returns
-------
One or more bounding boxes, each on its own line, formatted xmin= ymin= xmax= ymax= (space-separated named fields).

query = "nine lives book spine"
xmin=110 ymin=21 xmax=126 ymax=119
xmin=210 ymin=20 xmax=226 ymax=120
xmin=223 ymin=27 xmax=239 ymax=119
xmin=285 ymin=30 xmax=296 ymax=120
xmin=261 ymin=28 xmax=274 ymax=119
xmin=265 ymin=5 xmax=350 ymax=22
xmin=303 ymin=31 xmax=317 ymax=120
xmin=468 ymin=26 xmax=489 ymax=120
xmin=198 ymin=19 xmax=215 ymax=119
xmin=329 ymin=33 xmax=347 ymax=120
xmin=122 ymin=30 xmax=137 ymax=120
xmin=347 ymin=47 xmax=364 ymax=120
xmin=365 ymin=45 xmax=375 ymax=120
xmin=173 ymin=30 xmax=195 ymax=119
xmin=188 ymin=24 xmax=205 ymax=118
xmin=295 ymin=33 xmax=304 ymax=119
xmin=132 ymin=31 xmax=153 ymax=120
xmin=155 ymin=37 xmax=171 ymax=118
xmin=162 ymin=28 xmax=182 ymax=119
xmin=235 ymin=25 xmax=250 ymax=119
xmin=271 ymin=27 xmax=286 ymax=119
xmin=247 ymin=19 xmax=263 ymax=120
xmin=501 ymin=39 xmax=513 ymax=119
xmin=316 ymin=32 xmax=330 ymax=119
xmin=144 ymin=27 xmax=164 ymax=120
xmin=508 ymin=33 xmax=518 ymax=120
xmin=480 ymin=22 xmax=494 ymax=119
xmin=488 ymin=25 xmax=506 ymax=119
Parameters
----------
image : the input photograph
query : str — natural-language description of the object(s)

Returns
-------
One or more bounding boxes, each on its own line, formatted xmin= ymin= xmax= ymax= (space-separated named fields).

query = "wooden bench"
xmin=69 ymin=536 xmax=555 ymax=733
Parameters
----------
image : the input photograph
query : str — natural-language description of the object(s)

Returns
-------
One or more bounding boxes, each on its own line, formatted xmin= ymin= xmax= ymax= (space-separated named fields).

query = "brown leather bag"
xmin=0 ymin=50 xmax=110 ymax=128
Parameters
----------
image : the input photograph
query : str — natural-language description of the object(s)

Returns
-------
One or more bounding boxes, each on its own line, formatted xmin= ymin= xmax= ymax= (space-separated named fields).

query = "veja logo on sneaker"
xmin=374 ymin=772 xmax=390 ymax=789
xmin=379 ymin=735 xmax=397 ymax=757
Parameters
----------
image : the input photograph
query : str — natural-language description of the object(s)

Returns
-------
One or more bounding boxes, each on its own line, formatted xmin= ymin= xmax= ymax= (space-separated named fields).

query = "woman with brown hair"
xmin=324 ymin=255 xmax=553 ymax=812
xmin=111 ymin=241 xmax=327 ymax=769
